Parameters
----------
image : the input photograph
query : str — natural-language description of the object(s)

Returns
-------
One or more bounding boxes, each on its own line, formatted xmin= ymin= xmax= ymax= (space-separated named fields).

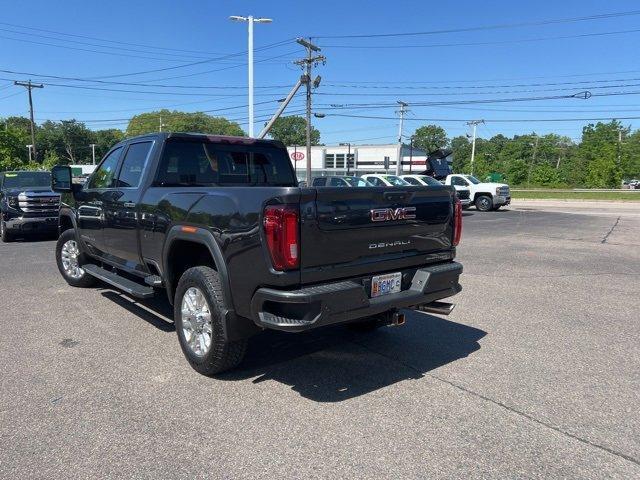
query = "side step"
xmin=83 ymin=264 xmax=155 ymax=299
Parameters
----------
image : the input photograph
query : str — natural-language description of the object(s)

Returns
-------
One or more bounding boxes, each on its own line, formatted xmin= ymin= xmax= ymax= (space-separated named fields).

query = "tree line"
xmin=1 ymin=109 xmax=638 ymax=187
xmin=412 ymin=121 xmax=640 ymax=188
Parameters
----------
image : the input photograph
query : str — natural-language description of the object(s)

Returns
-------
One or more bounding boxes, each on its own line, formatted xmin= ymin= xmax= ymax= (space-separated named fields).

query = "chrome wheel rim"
xmin=479 ymin=198 xmax=490 ymax=210
xmin=181 ymin=287 xmax=213 ymax=357
xmin=61 ymin=240 xmax=84 ymax=279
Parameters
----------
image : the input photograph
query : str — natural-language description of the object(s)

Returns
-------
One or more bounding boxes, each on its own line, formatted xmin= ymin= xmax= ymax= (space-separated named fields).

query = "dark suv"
xmin=1 ymin=171 xmax=60 ymax=242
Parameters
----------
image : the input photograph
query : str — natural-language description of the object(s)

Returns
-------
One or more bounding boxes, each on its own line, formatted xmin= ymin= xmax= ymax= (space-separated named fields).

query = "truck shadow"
xmin=100 ymin=290 xmax=175 ymax=332
xmin=221 ymin=311 xmax=487 ymax=403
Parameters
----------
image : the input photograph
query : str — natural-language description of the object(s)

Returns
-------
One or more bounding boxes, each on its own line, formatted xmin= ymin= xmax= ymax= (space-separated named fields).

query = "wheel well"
xmin=473 ymin=192 xmax=492 ymax=201
xmin=166 ymin=240 xmax=216 ymax=299
xmin=59 ymin=214 xmax=73 ymax=233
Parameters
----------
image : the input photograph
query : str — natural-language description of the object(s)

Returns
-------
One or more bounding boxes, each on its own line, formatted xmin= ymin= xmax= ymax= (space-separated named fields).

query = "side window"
xmin=369 ymin=177 xmax=382 ymax=186
xmin=329 ymin=177 xmax=346 ymax=187
xmin=452 ymin=177 xmax=468 ymax=187
xmin=403 ymin=177 xmax=419 ymax=185
xmin=312 ymin=178 xmax=326 ymax=186
xmin=116 ymin=142 xmax=152 ymax=188
xmin=88 ymin=147 xmax=122 ymax=189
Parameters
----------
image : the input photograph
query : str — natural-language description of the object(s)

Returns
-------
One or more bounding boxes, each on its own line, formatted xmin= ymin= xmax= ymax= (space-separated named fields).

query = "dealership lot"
xmin=1 ymin=202 xmax=639 ymax=479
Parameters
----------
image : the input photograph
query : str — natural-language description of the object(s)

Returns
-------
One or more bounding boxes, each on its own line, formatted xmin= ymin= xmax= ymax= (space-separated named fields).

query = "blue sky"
xmin=1 ymin=0 xmax=640 ymax=145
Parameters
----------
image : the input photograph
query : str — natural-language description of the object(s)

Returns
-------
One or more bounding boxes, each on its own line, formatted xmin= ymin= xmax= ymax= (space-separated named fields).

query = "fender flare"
xmin=162 ymin=225 xmax=233 ymax=310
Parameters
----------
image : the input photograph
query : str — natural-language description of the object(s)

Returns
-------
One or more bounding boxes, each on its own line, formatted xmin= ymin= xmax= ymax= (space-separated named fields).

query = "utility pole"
xmin=90 ymin=143 xmax=96 ymax=165
xmin=409 ymin=136 xmax=414 ymax=173
xmin=617 ymin=128 xmax=624 ymax=166
xmin=396 ymin=101 xmax=408 ymax=175
xmin=466 ymin=120 xmax=484 ymax=175
xmin=14 ymin=80 xmax=44 ymax=162
xmin=26 ymin=145 xmax=33 ymax=163
xmin=294 ymin=38 xmax=325 ymax=184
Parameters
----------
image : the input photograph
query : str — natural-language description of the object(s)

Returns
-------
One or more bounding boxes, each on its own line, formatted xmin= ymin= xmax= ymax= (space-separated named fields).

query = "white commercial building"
xmin=286 ymin=144 xmax=435 ymax=181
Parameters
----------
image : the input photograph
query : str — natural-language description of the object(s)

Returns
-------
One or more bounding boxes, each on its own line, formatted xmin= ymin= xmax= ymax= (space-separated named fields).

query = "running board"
xmin=82 ymin=264 xmax=155 ymax=299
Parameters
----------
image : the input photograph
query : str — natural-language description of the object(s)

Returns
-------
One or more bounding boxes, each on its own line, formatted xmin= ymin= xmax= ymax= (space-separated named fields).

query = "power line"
xmin=0 ymin=21 xmax=237 ymax=56
xmin=324 ymin=113 xmax=640 ymax=123
xmin=312 ymin=9 xmax=640 ymax=39
xmin=89 ymin=39 xmax=294 ymax=79
xmin=319 ymin=28 xmax=640 ymax=49
xmin=0 ymin=68 xmax=290 ymax=89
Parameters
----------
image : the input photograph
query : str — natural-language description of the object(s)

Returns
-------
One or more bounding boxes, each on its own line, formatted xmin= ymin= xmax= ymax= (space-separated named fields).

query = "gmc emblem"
xmin=370 ymin=207 xmax=416 ymax=222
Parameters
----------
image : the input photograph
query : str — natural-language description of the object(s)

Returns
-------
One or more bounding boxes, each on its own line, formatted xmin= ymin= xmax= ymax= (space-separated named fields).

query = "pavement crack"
xmin=601 ymin=216 xmax=621 ymax=244
xmin=349 ymin=338 xmax=640 ymax=467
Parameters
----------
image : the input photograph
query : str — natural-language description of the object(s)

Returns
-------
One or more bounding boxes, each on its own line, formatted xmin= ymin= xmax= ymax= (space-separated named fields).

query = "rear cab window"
xmin=155 ymin=139 xmax=297 ymax=187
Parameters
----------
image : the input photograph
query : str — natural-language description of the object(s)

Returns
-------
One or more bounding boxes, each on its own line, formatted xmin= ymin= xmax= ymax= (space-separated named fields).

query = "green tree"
xmin=37 ymin=120 xmax=94 ymax=164
xmin=578 ymin=121 xmax=623 ymax=188
xmin=126 ymin=110 xmax=244 ymax=137
xmin=531 ymin=162 xmax=561 ymax=186
xmin=93 ymin=129 xmax=125 ymax=159
xmin=412 ymin=124 xmax=449 ymax=153
xmin=0 ymin=127 xmax=28 ymax=171
xmin=268 ymin=116 xmax=320 ymax=146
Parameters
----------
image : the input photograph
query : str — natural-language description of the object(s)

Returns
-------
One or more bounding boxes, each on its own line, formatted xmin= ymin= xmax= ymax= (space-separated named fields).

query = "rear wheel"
xmin=174 ymin=266 xmax=247 ymax=375
xmin=0 ymin=219 xmax=12 ymax=243
xmin=475 ymin=195 xmax=493 ymax=212
xmin=55 ymin=229 xmax=96 ymax=287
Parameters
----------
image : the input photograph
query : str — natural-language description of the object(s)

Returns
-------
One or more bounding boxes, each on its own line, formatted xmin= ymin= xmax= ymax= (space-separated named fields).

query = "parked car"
xmin=443 ymin=174 xmax=510 ymax=212
xmin=51 ymin=132 xmax=463 ymax=375
xmin=401 ymin=175 xmax=472 ymax=208
xmin=0 ymin=170 xmax=60 ymax=242
xmin=312 ymin=176 xmax=373 ymax=187
xmin=361 ymin=174 xmax=410 ymax=187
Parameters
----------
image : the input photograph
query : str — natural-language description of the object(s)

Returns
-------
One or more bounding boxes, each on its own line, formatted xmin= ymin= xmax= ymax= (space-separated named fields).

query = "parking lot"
xmin=1 ymin=201 xmax=639 ymax=479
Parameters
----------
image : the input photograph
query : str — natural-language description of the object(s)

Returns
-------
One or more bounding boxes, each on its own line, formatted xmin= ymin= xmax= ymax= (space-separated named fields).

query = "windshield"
xmin=465 ymin=175 xmax=481 ymax=185
xmin=418 ymin=176 xmax=443 ymax=186
xmin=345 ymin=176 xmax=371 ymax=187
xmin=2 ymin=171 xmax=51 ymax=189
xmin=384 ymin=175 xmax=410 ymax=186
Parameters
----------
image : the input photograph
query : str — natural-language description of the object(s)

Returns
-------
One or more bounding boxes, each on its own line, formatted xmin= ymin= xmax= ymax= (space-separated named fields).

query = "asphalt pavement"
xmin=1 ymin=202 xmax=639 ymax=479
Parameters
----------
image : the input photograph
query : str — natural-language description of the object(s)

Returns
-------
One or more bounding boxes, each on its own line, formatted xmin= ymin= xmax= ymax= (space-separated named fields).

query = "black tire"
xmin=348 ymin=315 xmax=387 ymax=332
xmin=174 ymin=266 xmax=247 ymax=376
xmin=55 ymin=229 xmax=97 ymax=287
xmin=475 ymin=195 xmax=493 ymax=212
xmin=0 ymin=219 xmax=12 ymax=243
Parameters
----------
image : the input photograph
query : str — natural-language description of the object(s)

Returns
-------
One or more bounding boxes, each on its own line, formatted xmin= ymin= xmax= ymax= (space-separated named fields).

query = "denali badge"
xmin=370 ymin=207 xmax=416 ymax=222
xmin=369 ymin=240 xmax=411 ymax=249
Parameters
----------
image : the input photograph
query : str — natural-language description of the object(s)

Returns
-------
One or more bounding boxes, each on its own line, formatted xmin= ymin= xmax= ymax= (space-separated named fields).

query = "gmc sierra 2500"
xmin=51 ymin=133 xmax=463 ymax=375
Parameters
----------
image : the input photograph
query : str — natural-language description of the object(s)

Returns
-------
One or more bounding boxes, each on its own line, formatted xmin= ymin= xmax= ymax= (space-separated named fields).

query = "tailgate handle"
xmin=383 ymin=191 xmax=411 ymax=202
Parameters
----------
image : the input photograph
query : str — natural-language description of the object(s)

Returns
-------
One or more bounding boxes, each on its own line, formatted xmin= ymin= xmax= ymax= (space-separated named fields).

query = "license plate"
xmin=371 ymin=272 xmax=402 ymax=298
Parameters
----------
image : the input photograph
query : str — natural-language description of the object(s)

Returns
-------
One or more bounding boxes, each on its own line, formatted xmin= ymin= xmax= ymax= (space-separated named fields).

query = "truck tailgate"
xmin=300 ymin=186 xmax=456 ymax=284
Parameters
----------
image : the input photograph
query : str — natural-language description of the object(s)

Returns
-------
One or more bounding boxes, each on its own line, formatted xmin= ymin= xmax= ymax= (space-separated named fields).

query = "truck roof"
xmin=122 ymin=132 xmax=286 ymax=149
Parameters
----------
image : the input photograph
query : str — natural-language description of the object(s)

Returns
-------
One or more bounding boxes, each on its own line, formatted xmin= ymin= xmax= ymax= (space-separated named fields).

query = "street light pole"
xmin=26 ymin=144 xmax=33 ymax=163
xmin=467 ymin=120 xmax=484 ymax=175
xmin=230 ymin=15 xmax=272 ymax=138
xmin=339 ymin=142 xmax=351 ymax=174
xmin=90 ymin=143 xmax=96 ymax=165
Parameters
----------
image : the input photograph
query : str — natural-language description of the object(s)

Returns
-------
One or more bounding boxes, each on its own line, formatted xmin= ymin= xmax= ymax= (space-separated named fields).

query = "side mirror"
xmin=51 ymin=165 xmax=72 ymax=192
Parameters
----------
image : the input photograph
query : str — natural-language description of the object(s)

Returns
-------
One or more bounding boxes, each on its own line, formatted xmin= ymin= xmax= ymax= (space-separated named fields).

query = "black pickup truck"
xmin=1 ymin=170 xmax=60 ymax=242
xmin=51 ymin=133 xmax=463 ymax=375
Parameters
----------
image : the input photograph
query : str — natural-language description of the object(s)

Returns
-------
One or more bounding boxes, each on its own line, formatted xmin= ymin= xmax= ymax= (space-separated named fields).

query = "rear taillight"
xmin=453 ymin=197 xmax=462 ymax=246
xmin=263 ymin=205 xmax=300 ymax=270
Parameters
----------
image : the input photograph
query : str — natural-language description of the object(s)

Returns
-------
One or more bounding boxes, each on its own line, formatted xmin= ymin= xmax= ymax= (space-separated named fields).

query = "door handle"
xmin=123 ymin=202 xmax=136 ymax=208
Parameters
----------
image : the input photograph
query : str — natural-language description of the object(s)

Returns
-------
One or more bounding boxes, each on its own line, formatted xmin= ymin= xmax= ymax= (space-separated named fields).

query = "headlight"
xmin=8 ymin=196 xmax=19 ymax=207
xmin=495 ymin=187 xmax=501 ymax=195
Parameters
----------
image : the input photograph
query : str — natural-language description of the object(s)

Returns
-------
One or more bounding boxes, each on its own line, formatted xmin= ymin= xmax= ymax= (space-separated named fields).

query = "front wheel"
xmin=475 ymin=195 xmax=493 ymax=212
xmin=174 ymin=266 xmax=247 ymax=376
xmin=0 ymin=219 xmax=12 ymax=243
xmin=55 ymin=229 xmax=96 ymax=287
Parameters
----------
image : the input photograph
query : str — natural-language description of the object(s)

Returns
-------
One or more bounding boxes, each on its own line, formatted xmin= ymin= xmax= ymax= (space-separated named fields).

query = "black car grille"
xmin=17 ymin=195 xmax=60 ymax=217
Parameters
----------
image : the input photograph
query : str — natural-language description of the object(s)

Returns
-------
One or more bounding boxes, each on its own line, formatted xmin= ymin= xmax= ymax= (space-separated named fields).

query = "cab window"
xmin=88 ymin=147 xmax=123 ymax=189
